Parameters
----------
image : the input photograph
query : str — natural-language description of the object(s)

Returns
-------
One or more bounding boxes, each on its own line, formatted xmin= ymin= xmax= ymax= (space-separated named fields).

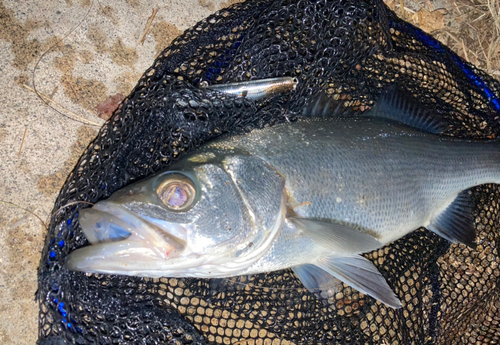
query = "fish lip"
xmin=81 ymin=201 xmax=186 ymax=246
xmin=78 ymin=205 xmax=132 ymax=244
xmin=67 ymin=201 xmax=188 ymax=274
xmin=78 ymin=202 xmax=137 ymax=244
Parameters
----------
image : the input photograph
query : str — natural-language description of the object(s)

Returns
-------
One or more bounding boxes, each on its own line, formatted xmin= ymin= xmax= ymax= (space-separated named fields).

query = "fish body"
xmin=224 ymin=117 xmax=496 ymax=246
xmin=66 ymin=90 xmax=499 ymax=308
xmin=186 ymin=116 xmax=498 ymax=277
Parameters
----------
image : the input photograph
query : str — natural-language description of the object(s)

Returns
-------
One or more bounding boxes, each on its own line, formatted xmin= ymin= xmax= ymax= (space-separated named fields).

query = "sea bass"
xmin=66 ymin=90 xmax=499 ymax=309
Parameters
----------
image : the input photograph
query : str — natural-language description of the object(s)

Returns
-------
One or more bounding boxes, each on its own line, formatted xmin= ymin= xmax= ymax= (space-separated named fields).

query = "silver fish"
xmin=66 ymin=89 xmax=497 ymax=309
xmin=199 ymin=76 xmax=298 ymax=100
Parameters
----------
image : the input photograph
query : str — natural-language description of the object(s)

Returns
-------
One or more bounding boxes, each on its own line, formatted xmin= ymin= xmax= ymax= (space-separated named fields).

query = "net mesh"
xmin=37 ymin=0 xmax=500 ymax=344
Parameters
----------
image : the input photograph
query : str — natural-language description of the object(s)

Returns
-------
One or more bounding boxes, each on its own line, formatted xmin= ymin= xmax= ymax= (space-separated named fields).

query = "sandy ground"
xmin=0 ymin=0 xmax=498 ymax=344
xmin=0 ymin=0 xmax=239 ymax=343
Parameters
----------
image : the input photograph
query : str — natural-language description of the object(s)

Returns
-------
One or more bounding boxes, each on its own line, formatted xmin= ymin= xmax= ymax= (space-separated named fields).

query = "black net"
xmin=37 ymin=0 xmax=500 ymax=344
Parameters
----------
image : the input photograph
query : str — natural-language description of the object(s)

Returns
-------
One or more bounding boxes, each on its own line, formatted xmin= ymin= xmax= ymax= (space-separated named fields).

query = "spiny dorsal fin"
xmin=302 ymin=92 xmax=352 ymax=117
xmin=367 ymin=85 xmax=447 ymax=134
xmin=427 ymin=189 xmax=477 ymax=248
xmin=303 ymin=86 xmax=447 ymax=134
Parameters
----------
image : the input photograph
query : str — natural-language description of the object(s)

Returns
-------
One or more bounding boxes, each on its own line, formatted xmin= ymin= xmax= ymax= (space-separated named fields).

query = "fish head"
xmin=66 ymin=153 xmax=286 ymax=277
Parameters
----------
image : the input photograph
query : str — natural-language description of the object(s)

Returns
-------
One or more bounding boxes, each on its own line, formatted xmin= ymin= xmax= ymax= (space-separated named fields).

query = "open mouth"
xmin=65 ymin=201 xmax=186 ymax=275
xmin=78 ymin=204 xmax=134 ymax=244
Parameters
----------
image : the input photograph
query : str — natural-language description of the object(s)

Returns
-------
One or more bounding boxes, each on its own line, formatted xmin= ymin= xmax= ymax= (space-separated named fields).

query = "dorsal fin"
xmin=302 ymin=86 xmax=447 ymax=134
xmin=367 ymin=85 xmax=447 ymax=134
xmin=302 ymin=92 xmax=352 ymax=117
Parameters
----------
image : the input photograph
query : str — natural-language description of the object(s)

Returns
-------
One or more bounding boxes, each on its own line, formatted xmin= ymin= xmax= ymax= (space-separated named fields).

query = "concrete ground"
xmin=0 ymin=0 xmax=238 ymax=343
xmin=0 ymin=0 xmax=497 ymax=344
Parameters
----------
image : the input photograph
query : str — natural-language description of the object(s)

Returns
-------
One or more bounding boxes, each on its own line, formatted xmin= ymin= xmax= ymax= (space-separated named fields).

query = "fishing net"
xmin=37 ymin=0 xmax=500 ymax=344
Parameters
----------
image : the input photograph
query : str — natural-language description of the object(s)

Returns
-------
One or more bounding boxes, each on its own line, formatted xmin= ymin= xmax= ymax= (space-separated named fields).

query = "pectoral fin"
xmin=288 ymin=217 xmax=382 ymax=254
xmin=314 ymin=255 xmax=402 ymax=309
xmin=428 ymin=190 xmax=477 ymax=248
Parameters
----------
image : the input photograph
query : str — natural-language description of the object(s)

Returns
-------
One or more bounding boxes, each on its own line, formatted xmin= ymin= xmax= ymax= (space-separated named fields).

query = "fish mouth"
xmin=66 ymin=201 xmax=187 ymax=275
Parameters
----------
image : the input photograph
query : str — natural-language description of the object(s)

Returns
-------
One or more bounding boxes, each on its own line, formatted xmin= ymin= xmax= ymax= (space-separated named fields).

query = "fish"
xmin=199 ymin=76 xmax=298 ymax=100
xmin=66 ymin=88 xmax=497 ymax=309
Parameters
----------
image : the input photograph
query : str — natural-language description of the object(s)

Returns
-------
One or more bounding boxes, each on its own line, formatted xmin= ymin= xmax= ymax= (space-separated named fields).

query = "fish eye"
xmin=157 ymin=174 xmax=197 ymax=211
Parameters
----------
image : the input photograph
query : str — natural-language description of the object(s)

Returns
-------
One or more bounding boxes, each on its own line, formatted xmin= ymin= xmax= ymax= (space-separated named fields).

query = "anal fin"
xmin=428 ymin=189 xmax=477 ymax=248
